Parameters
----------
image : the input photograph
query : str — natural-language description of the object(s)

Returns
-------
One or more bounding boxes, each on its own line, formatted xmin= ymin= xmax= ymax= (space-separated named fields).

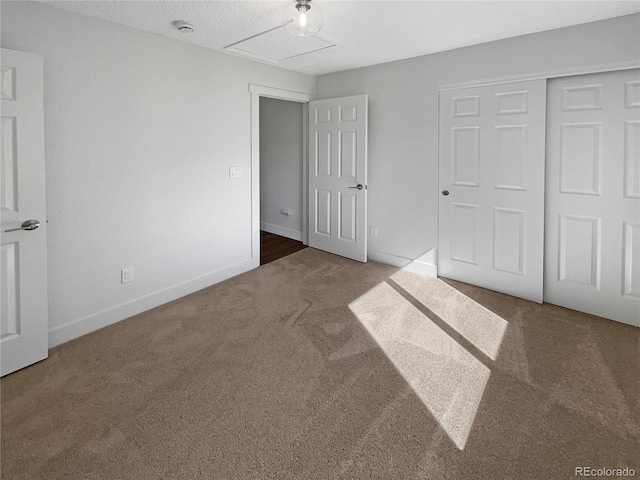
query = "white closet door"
xmin=438 ymin=80 xmax=547 ymax=303
xmin=545 ymin=69 xmax=640 ymax=327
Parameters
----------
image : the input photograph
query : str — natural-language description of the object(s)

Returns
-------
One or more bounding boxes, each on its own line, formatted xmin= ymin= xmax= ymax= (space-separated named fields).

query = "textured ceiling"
xmin=41 ymin=1 xmax=640 ymax=76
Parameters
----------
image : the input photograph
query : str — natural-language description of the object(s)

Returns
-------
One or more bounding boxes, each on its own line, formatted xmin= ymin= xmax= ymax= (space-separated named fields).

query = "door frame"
xmin=249 ymin=84 xmax=312 ymax=265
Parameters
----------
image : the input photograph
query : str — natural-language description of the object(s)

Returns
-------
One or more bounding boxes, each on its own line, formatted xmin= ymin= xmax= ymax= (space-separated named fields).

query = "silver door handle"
xmin=348 ymin=184 xmax=364 ymax=190
xmin=4 ymin=219 xmax=40 ymax=233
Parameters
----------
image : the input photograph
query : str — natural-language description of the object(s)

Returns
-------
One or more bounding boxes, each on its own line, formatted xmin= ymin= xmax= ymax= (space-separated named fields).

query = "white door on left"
xmin=1 ymin=48 xmax=48 ymax=376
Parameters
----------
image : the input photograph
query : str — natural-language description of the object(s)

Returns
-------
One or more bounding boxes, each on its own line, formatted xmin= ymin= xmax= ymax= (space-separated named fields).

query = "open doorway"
xmin=258 ymin=95 xmax=308 ymax=265
xmin=250 ymin=86 xmax=369 ymax=266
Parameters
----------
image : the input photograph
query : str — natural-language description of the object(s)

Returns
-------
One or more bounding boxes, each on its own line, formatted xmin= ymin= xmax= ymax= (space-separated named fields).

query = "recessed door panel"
xmin=623 ymin=222 xmax=640 ymax=299
xmin=493 ymin=208 xmax=525 ymax=275
xmin=315 ymin=131 xmax=331 ymax=177
xmin=339 ymin=105 xmax=357 ymax=122
xmin=452 ymin=96 xmax=479 ymax=117
xmin=624 ymin=121 xmax=640 ymax=198
xmin=625 ymin=81 xmax=640 ymax=108
xmin=339 ymin=130 xmax=357 ymax=179
xmin=1 ymin=116 xmax=18 ymax=213
xmin=559 ymin=123 xmax=602 ymax=195
xmin=1 ymin=242 xmax=19 ymax=339
xmin=561 ymin=84 xmax=602 ymax=111
xmin=451 ymin=203 xmax=478 ymax=264
xmin=1 ymin=66 xmax=15 ymax=100
xmin=495 ymin=91 xmax=528 ymax=115
xmin=315 ymin=106 xmax=331 ymax=123
xmin=558 ymin=215 xmax=600 ymax=288
xmin=495 ymin=126 xmax=526 ymax=191
xmin=315 ymin=189 xmax=331 ymax=236
xmin=452 ymin=127 xmax=480 ymax=187
xmin=338 ymin=192 xmax=356 ymax=242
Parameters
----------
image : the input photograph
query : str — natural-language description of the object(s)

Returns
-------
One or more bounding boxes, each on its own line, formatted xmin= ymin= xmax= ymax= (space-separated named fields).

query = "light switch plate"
xmin=229 ymin=166 xmax=241 ymax=178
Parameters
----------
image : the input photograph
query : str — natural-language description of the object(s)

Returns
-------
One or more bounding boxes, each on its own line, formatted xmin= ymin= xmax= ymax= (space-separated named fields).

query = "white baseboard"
xmin=367 ymin=249 xmax=438 ymax=277
xmin=48 ymin=258 xmax=257 ymax=348
xmin=260 ymin=222 xmax=303 ymax=242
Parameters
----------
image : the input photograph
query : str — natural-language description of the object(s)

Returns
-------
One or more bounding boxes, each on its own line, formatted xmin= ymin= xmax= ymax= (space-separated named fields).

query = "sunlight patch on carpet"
xmin=349 ymin=282 xmax=491 ymax=450
xmin=390 ymin=270 xmax=508 ymax=361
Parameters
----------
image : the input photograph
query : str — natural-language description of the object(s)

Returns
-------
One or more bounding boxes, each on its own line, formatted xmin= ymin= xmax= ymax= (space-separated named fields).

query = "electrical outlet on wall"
xmin=229 ymin=166 xmax=241 ymax=178
xmin=370 ymin=226 xmax=378 ymax=238
xmin=121 ymin=267 xmax=134 ymax=284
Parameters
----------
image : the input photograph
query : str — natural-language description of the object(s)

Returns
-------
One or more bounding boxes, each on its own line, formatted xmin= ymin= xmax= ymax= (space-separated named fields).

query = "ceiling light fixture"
xmin=283 ymin=0 xmax=323 ymax=37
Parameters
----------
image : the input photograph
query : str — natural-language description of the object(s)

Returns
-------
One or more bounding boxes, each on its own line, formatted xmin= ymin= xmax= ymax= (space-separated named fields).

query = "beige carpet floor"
xmin=1 ymin=248 xmax=638 ymax=479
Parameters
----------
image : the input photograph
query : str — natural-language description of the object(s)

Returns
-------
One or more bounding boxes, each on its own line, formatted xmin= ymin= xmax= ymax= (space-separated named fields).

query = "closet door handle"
xmin=442 ymin=190 xmax=450 ymax=196
xmin=349 ymin=184 xmax=364 ymax=190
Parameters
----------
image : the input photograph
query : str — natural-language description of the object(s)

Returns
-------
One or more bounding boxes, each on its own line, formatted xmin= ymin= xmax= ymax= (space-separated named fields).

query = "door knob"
xmin=348 ymin=184 xmax=364 ymax=190
xmin=442 ymin=190 xmax=450 ymax=196
xmin=4 ymin=219 xmax=40 ymax=233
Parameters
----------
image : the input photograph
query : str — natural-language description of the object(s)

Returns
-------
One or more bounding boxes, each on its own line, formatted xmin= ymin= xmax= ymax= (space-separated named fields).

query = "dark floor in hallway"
xmin=260 ymin=230 xmax=307 ymax=265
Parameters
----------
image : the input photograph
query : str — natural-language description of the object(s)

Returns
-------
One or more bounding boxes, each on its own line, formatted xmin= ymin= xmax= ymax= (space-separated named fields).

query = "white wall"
xmin=316 ymin=14 xmax=640 ymax=268
xmin=259 ymin=97 xmax=304 ymax=241
xmin=0 ymin=1 xmax=315 ymax=346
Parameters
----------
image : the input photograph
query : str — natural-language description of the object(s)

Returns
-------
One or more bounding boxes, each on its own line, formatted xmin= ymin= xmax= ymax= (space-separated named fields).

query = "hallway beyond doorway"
xmin=260 ymin=231 xmax=307 ymax=265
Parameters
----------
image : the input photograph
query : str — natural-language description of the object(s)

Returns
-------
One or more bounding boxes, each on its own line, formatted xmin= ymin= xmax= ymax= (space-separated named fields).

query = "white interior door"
xmin=308 ymin=95 xmax=368 ymax=262
xmin=545 ymin=69 xmax=640 ymax=327
xmin=1 ymin=48 xmax=48 ymax=376
xmin=438 ymin=80 xmax=547 ymax=303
